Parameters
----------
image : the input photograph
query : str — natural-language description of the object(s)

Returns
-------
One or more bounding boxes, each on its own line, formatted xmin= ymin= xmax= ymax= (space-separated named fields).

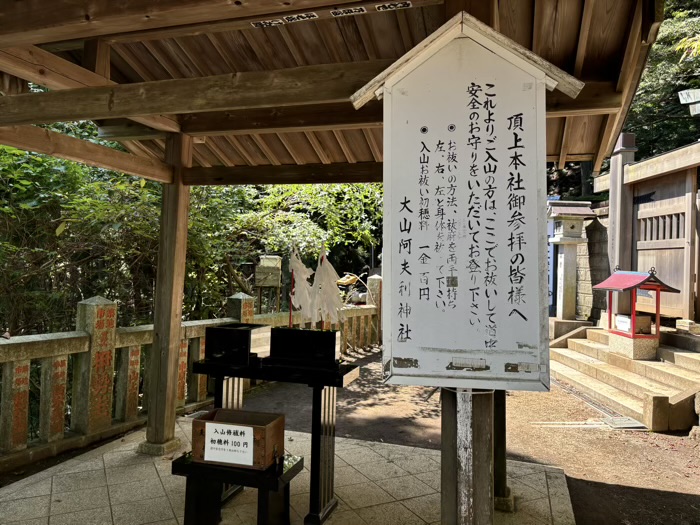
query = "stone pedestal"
xmin=608 ymin=332 xmax=659 ymax=360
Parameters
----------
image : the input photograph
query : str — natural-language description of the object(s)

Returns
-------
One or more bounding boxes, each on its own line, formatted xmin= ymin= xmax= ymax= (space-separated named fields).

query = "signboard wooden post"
xmin=353 ymin=12 xmax=582 ymax=525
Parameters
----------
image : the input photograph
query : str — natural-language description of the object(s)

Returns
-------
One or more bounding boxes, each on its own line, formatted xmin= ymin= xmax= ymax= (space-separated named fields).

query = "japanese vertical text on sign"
xmin=383 ymin=37 xmax=549 ymax=390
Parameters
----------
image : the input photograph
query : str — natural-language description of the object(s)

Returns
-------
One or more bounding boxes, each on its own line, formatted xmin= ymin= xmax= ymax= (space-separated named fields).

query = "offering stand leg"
xmin=305 ymin=385 xmax=337 ymax=525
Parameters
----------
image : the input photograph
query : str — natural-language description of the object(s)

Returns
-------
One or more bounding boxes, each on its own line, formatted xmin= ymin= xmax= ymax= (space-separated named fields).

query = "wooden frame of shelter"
xmin=0 ymin=0 xmax=664 ymax=451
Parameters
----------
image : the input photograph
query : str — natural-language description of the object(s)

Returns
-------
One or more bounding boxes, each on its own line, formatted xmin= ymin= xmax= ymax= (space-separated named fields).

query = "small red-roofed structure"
xmin=594 ymin=269 xmax=680 ymax=340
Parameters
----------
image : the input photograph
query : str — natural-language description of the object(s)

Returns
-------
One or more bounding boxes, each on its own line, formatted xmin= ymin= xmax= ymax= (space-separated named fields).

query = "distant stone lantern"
xmin=593 ymin=268 xmax=680 ymax=360
xmin=547 ymin=201 xmax=595 ymax=321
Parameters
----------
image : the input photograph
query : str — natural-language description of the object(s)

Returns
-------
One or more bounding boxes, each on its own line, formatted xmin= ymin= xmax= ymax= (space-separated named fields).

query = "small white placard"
xmin=204 ymin=422 xmax=254 ymax=466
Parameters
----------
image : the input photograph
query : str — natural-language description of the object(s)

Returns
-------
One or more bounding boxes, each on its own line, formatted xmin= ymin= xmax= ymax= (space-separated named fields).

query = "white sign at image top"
xmin=381 ymin=30 xmax=552 ymax=391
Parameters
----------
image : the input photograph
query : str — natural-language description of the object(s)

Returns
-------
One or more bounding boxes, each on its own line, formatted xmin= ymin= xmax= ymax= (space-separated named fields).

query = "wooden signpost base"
xmin=441 ymin=389 xmax=494 ymax=525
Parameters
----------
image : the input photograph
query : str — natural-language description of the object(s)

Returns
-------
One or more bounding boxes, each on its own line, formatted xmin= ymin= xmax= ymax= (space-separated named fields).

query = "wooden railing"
xmin=0 ymin=279 xmax=381 ymax=471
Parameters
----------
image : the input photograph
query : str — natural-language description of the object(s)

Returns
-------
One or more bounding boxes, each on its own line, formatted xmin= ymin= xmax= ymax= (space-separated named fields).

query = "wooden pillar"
xmin=367 ymin=275 xmax=382 ymax=343
xmin=442 ymin=388 xmax=494 ymax=525
xmin=73 ymin=296 xmax=117 ymax=435
xmin=141 ymin=133 xmax=192 ymax=454
xmin=493 ymin=390 xmax=513 ymax=511
xmin=608 ymin=133 xmax=637 ymax=316
xmin=684 ymin=169 xmax=697 ymax=321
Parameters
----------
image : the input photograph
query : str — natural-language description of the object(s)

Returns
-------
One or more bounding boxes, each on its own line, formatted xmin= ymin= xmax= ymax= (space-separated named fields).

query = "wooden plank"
xmin=636 ymin=240 xmax=685 ymax=250
xmin=545 ymin=82 xmax=621 ymax=118
xmin=146 ymin=133 xmax=192 ymax=447
xmin=97 ymin=120 xmax=168 ymax=141
xmin=0 ymin=125 xmax=173 ymax=182
xmin=547 ymin=154 xmax=593 ymax=162
xmin=637 ymin=203 xmax=687 ymax=219
xmin=181 ymin=162 xmax=383 ymax=185
xmin=1 ymin=0 xmax=442 ymax=47
xmin=352 ymin=11 xmax=583 ymax=109
xmin=0 ymin=46 xmax=179 ymax=132
xmin=0 ymin=60 xmax=393 ymax=126
xmin=82 ymin=39 xmax=111 ymax=79
xmin=180 ymin=101 xmax=383 ymax=136
xmin=625 ymin=142 xmax=700 ymax=184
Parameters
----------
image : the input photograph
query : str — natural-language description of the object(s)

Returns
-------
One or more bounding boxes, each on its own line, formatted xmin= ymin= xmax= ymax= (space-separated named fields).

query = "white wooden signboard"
xmin=204 ymin=422 xmax=254 ymax=465
xmin=381 ymin=33 xmax=550 ymax=391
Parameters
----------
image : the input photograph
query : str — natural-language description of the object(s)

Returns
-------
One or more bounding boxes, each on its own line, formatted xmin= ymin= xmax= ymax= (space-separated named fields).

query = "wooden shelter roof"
xmin=0 ymin=0 xmax=664 ymax=184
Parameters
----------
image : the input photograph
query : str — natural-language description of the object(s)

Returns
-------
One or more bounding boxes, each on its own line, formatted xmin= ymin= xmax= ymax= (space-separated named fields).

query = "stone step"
xmin=551 ymin=348 xmax=682 ymax=399
xmin=550 ymin=361 xmax=645 ymax=424
xmin=586 ymin=329 xmax=609 ymax=345
xmin=657 ymin=345 xmax=700 ymax=375
xmin=567 ymin=338 xmax=608 ymax=359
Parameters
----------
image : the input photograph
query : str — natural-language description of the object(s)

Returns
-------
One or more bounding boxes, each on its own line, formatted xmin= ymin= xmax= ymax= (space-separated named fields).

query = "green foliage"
xmin=624 ymin=0 xmax=700 ymax=160
xmin=0 ymin=132 xmax=383 ymax=333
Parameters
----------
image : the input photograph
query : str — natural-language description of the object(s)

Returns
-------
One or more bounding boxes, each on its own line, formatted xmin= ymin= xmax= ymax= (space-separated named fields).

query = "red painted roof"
xmin=593 ymin=271 xmax=680 ymax=293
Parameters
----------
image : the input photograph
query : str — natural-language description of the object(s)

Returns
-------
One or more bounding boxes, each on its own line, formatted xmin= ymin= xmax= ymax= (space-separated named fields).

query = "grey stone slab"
xmin=289 ymin=470 xmax=311 ymax=495
xmin=58 ymin=458 xmax=106 ymax=476
xmin=518 ymin=497 xmax=554 ymax=525
xmin=510 ymin=477 xmax=548 ymax=504
xmin=49 ymin=486 xmax=109 ymax=516
xmin=111 ymin=496 xmax=174 ymax=525
xmin=224 ymin=488 xmax=257 ymax=508
xmin=232 ymin=501 xmax=257 ymax=525
xmin=158 ymin=475 xmax=186 ymax=496
xmin=401 ymin=493 xmax=440 ymax=524
xmin=389 ymin=455 xmax=440 ymax=475
xmin=166 ymin=491 xmax=185 ymax=520
xmin=368 ymin=444 xmax=418 ymax=461
xmin=516 ymin=472 xmax=549 ymax=495
xmin=103 ymin=451 xmax=154 ymax=469
xmin=335 ymin=446 xmax=386 ymax=466
xmin=324 ymin=509 xmax=369 ymax=525
xmin=0 ymin=495 xmax=50 ymax=524
xmin=48 ymin=506 xmax=113 ymax=525
xmin=108 ymin=478 xmax=166 ymax=505
xmin=4 ymin=519 xmax=48 ymax=525
xmin=106 ymin=463 xmax=158 ymax=486
xmin=355 ymin=501 xmax=426 ymax=525
xmin=0 ymin=478 xmax=52 ymax=502
xmin=413 ymin=471 xmax=440 ymax=492
xmin=334 ymin=481 xmax=394 ymax=509
xmin=334 ymin=466 xmax=370 ymax=488
xmin=52 ymin=470 xmax=106 ymax=495
xmin=289 ymin=493 xmax=309 ymax=517
xmin=379 ymin=475 xmax=436 ymax=501
xmin=353 ymin=460 xmax=409 ymax=482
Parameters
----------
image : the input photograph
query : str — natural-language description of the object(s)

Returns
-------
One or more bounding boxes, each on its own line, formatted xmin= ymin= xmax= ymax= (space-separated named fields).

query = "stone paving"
xmin=0 ymin=417 xmax=575 ymax=525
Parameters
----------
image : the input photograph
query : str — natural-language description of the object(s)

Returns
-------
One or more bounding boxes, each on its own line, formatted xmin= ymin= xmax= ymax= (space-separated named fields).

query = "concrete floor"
xmin=0 ymin=419 xmax=574 ymax=525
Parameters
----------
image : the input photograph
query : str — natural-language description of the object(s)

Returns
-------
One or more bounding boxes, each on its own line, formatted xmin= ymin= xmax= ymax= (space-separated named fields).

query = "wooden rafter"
xmin=0 ymin=125 xmax=173 ymax=182
xmin=0 ymin=60 xmax=393 ymax=127
xmin=180 ymin=101 xmax=384 ymax=136
xmin=593 ymin=0 xmax=662 ymax=172
xmin=181 ymin=162 xmax=383 ymax=185
xmin=0 ymin=46 xmax=179 ymax=132
xmin=0 ymin=0 xmax=443 ymax=48
xmin=82 ymin=39 xmax=111 ymax=79
xmin=559 ymin=0 xmax=596 ymax=169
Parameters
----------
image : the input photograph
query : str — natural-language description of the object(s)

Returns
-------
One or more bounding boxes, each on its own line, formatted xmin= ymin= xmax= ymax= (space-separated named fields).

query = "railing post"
xmin=115 ymin=346 xmax=141 ymax=422
xmin=368 ymin=275 xmax=383 ymax=343
xmin=73 ymin=296 xmax=117 ymax=435
xmin=0 ymin=360 xmax=30 ymax=452
xmin=177 ymin=338 xmax=188 ymax=408
xmin=227 ymin=292 xmax=255 ymax=323
xmin=40 ymin=355 xmax=68 ymax=442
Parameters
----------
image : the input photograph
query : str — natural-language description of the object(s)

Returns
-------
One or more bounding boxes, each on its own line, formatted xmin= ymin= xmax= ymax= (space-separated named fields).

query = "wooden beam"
xmin=0 ymin=125 xmax=172 ymax=182
xmin=181 ymin=162 xmax=383 ymax=185
xmin=0 ymin=60 xmax=393 ymax=127
xmin=624 ymin=142 xmax=700 ymax=184
xmin=0 ymin=0 xmax=442 ymax=48
xmin=181 ymin=101 xmax=384 ymax=136
xmin=547 ymin=154 xmax=593 ymax=163
xmin=0 ymin=74 xmax=28 ymax=96
xmin=97 ymin=119 xmax=168 ymax=141
xmin=545 ymin=82 xmax=621 ymax=118
xmin=82 ymin=39 xmax=111 ymax=79
xmin=0 ymin=46 xmax=179 ymax=132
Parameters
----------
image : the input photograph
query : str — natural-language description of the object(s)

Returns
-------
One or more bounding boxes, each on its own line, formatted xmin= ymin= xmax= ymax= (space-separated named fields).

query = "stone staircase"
xmin=550 ymin=328 xmax=700 ymax=431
